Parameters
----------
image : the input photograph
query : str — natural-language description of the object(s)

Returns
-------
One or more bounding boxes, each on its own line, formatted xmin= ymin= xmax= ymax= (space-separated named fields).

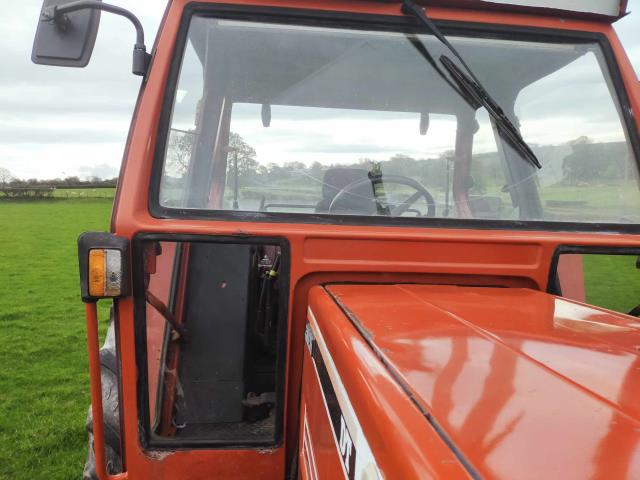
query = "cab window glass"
xmin=158 ymin=16 xmax=640 ymax=225
xmin=555 ymin=253 xmax=640 ymax=315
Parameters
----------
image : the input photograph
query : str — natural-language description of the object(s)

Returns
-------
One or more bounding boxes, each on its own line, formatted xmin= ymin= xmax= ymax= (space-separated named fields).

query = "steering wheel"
xmin=328 ymin=174 xmax=436 ymax=217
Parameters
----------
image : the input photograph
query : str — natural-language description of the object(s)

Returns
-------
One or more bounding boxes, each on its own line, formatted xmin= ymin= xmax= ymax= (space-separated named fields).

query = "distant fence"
xmin=0 ymin=186 xmax=55 ymax=199
xmin=0 ymin=185 xmax=115 ymax=200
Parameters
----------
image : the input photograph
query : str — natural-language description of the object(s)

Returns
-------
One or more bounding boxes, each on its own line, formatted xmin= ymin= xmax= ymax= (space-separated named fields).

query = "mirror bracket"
xmin=40 ymin=8 xmax=71 ymax=32
xmin=39 ymin=0 xmax=150 ymax=76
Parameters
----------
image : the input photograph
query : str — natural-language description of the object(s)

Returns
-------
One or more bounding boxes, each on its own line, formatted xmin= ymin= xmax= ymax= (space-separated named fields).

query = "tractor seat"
xmin=315 ymin=168 xmax=376 ymax=215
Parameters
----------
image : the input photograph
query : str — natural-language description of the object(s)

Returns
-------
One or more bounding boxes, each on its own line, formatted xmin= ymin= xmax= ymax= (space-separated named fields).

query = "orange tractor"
xmin=32 ymin=0 xmax=640 ymax=478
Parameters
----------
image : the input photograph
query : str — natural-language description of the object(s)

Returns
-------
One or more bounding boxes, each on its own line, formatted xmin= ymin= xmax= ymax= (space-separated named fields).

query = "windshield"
xmin=158 ymin=15 xmax=640 ymax=225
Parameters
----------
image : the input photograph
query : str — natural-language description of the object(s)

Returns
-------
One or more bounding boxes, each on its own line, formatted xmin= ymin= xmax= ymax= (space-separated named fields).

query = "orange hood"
xmin=325 ymin=284 xmax=640 ymax=479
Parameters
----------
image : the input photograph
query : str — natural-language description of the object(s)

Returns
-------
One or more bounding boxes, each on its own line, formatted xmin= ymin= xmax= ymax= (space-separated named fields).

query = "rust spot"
xmin=257 ymin=448 xmax=277 ymax=455
xmin=145 ymin=450 xmax=174 ymax=461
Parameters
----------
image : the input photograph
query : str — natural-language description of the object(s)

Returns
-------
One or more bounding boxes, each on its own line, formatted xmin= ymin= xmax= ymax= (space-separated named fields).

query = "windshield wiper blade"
xmin=440 ymin=55 xmax=542 ymax=169
xmin=401 ymin=0 xmax=542 ymax=170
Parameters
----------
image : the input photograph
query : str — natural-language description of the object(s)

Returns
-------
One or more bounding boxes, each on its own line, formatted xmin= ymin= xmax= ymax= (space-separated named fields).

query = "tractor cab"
xmin=31 ymin=0 xmax=640 ymax=479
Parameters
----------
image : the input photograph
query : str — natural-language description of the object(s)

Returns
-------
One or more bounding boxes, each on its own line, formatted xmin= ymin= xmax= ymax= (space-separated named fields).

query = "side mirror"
xmin=31 ymin=0 xmax=150 ymax=76
xmin=32 ymin=0 xmax=102 ymax=68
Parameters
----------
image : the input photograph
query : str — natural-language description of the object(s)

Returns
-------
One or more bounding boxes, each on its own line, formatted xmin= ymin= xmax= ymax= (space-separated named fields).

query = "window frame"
xmin=132 ymin=233 xmax=291 ymax=450
xmin=148 ymin=2 xmax=640 ymax=233
xmin=547 ymin=244 xmax=640 ymax=297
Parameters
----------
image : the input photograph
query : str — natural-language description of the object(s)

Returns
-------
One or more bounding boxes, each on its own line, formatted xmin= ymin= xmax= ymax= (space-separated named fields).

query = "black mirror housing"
xmin=32 ymin=0 xmax=150 ymax=76
xmin=32 ymin=0 xmax=102 ymax=68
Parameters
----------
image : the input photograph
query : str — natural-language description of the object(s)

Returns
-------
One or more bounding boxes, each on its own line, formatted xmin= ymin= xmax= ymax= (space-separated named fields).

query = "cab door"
xmin=127 ymin=235 xmax=289 ymax=479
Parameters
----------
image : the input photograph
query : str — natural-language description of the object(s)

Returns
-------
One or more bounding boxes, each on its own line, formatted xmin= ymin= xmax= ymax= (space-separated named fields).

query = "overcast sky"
xmin=0 ymin=1 xmax=638 ymax=180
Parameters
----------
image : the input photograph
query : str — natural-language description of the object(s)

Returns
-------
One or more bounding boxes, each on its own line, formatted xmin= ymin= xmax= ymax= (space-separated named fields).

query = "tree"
xmin=308 ymin=161 xmax=324 ymax=180
xmin=283 ymin=161 xmax=306 ymax=172
xmin=386 ymin=154 xmax=418 ymax=177
xmin=226 ymin=132 xmax=259 ymax=186
xmin=421 ymin=151 xmax=452 ymax=190
xmin=0 ymin=167 xmax=14 ymax=185
xmin=166 ymin=130 xmax=195 ymax=177
xmin=562 ymin=136 xmax=608 ymax=185
xmin=266 ymin=163 xmax=288 ymax=182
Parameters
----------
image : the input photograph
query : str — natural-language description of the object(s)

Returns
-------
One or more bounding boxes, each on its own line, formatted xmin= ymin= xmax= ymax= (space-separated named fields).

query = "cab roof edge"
xmin=387 ymin=0 xmax=628 ymax=22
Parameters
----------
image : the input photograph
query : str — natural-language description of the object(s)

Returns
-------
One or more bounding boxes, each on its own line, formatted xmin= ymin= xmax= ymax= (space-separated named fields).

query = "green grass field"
xmin=53 ymin=188 xmax=116 ymax=199
xmin=0 ymin=198 xmax=638 ymax=479
xmin=0 ymin=200 xmax=113 ymax=479
xmin=584 ymin=254 xmax=640 ymax=314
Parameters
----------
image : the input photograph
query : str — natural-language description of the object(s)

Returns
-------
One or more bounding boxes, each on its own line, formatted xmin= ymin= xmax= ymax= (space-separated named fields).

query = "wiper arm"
xmin=401 ymin=0 xmax=542 ymax=170
xmin=440 ymin=55 xmax=542 ymax=169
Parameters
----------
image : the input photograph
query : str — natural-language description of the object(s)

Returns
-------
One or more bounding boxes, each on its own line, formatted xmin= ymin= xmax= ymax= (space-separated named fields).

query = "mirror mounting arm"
xmin=41 ymin=0 xmax=151 ymax=76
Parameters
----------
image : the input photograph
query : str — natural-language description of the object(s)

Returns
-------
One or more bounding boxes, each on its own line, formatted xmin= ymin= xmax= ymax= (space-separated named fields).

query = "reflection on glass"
xmin=555 ymin=253 xmax=640 ymax=315
xmin=160 ymin=17 xmax=640 ymax=224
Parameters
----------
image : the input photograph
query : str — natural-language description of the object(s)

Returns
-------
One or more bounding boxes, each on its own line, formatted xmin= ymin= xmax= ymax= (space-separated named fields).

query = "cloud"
xmin=0 ymin=0 xmax=164 ymax=179
xmin=78 ymin=163 xmax=119 ymax=179
xmin=0 ymin=113 xmax=129 ymax=144
xmin=0 ymin=0 xmax=637 ymax=180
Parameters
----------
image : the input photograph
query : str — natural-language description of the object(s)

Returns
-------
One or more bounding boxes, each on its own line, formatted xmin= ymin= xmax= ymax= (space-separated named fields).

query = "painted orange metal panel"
xmin=298 ymin=352 xmax=347 ymax=480
xmin=326 ymin=284 xmax=640 ymax=479
xmin=144 ymin=241 xmax=176 ymax=424
xmin=100 ymin=0 xmax=640 ymax=478
xmin=306 ymin=287 xmax=473 ymax=479
xmin=556 ymin=253 xmax=585 ymax=302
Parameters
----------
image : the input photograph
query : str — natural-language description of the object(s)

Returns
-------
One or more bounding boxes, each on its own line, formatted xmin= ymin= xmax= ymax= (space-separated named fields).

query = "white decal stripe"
xmin=305 ymin=325 xmax=352 ymax=480
xmin=302 ymin=419 xmax=312 ymax=479
xmin=303 ymin=406 xmax=319 ymax=480
xmin=307 ymin=307 xmax=382 ymax=480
